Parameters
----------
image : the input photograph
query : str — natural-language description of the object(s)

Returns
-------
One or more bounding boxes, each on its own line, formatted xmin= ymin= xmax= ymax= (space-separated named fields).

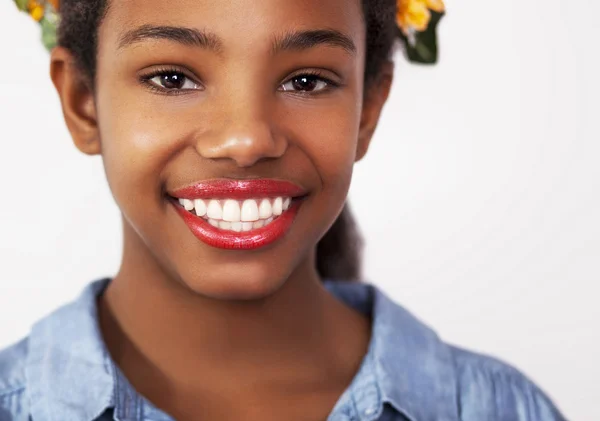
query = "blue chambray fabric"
xmin=0 ymin=278 xmax=568 ymax=421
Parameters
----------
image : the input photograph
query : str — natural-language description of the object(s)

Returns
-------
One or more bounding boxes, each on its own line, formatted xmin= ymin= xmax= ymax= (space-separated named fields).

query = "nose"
xmin=195 ymin=100 xmax=287 ymax=168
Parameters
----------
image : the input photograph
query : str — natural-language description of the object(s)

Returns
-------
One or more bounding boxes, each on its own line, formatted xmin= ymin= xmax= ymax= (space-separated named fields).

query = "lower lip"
xmin=171 ymin=199 xmax=301 ymax=250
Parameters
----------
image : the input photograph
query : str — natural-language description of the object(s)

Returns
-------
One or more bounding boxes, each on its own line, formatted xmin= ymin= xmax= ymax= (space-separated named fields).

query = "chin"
xmin=178 ymin=260 xmax=292 ymax=301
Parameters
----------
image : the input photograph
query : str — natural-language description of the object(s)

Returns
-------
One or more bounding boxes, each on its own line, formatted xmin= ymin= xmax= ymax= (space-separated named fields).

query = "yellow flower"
xmin=396 ymin=0 xmax=445 ymax=35
xmin=27 ymin=0 xmax=44 ymax=21
xmin=425 ymin=0 xmax=445 ymax=13
xmin=26 ymin=0 xmax=59 ymax=21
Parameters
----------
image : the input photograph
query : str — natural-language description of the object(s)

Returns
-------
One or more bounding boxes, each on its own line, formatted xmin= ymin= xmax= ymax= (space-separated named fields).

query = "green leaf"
xmin=41 ymin=16 xmax=57 ymax=51
xmin=15 ymin=0 xmax=29 ymax=12
xmin=400 ymin=10 xmax=445 ymax=65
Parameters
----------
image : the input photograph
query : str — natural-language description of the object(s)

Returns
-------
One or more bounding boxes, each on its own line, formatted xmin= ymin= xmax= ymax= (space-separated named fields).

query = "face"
xmin=52 ymin=0 xmax=392 ymax=300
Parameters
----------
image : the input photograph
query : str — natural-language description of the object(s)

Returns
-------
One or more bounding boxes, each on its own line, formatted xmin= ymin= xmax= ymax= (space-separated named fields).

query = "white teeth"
xmin=179 ymin=196 xmax=294 ymax=232
xmin=241 ymin=199 xmax=259 ymax=222
xmin=273 ymin=197 xmax=283 ymax=216
xmin=259 ymin=199 xmax=272 ymax=219
xmin=222 ymin=200 xmax=241 ymax=222
xmin=194 ymin=199 xmax=207 ymax=217
xmin=180 ymin=198 xmax=194 ymax=211
xmin=207 ymin=200 xmax=223 ymax=219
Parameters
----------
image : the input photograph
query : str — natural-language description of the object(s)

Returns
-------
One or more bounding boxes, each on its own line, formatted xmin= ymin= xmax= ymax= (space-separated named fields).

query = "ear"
xmin=356 ymin=60 xmax=394 ymax=162
xmin=50 ymin=47 xmax=101 ymax=155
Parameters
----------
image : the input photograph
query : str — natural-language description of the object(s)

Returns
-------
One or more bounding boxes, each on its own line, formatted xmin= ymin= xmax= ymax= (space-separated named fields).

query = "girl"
xmin=0 ymin=0 xmax=567 ymax=420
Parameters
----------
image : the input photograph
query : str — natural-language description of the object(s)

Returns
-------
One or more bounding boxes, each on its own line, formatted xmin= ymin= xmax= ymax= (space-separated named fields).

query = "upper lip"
xmin=169 ymin=178 xmax=308 ymax=200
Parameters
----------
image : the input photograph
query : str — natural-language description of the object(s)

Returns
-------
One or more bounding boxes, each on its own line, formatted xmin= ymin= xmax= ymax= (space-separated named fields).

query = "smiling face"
xmin=51 ymin=0 xmax=392 ymax=300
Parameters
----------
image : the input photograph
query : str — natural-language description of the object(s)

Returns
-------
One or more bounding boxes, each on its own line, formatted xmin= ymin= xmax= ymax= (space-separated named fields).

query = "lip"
xmin=171 ymin=198 xmax=301 ymax=250
xmin=168 ymin=178 xmax=307 ymax=250
xmin=169 ymin=179 xmax=307 ymax=200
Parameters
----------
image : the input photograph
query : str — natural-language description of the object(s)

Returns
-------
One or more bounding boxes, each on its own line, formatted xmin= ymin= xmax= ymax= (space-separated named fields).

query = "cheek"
xmin=294 ymin=99 xmax=360 ymax=193
xmin=95 ymin=88 xmax=200 ymax=204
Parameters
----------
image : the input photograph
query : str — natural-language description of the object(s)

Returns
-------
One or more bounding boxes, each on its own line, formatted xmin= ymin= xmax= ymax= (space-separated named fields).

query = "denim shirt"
xmin=0 ymin=278 xmax=567 ymax=421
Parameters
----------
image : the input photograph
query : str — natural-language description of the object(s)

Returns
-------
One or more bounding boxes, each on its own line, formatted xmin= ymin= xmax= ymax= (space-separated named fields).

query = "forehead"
xmin=100 ymin=0 xmax=365 ymax=54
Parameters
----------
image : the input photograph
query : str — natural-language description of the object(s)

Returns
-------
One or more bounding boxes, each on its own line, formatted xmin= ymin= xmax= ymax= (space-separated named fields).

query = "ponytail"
xmin=316 ymin=202 xmax=363 ymax=282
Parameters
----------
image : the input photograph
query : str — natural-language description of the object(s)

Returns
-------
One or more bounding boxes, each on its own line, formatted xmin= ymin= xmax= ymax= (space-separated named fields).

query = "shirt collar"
xmin=25 ymin=278 xmax=458 ymax=421
xmin=324 ymin=281 xmax=459 ymax=421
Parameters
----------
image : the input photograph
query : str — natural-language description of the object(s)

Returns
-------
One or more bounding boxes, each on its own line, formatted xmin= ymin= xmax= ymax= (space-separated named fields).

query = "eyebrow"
xmin=118 ymin=25 xmax=223 ymax=52
xmin=118 ymin=25 xmax=356 ymax=56
xmin=271 ymin=29 xmax=357 ymax=56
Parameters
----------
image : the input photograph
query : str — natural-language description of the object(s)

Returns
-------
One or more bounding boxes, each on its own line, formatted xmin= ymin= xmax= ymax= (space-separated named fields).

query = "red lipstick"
xmin=170 ymin=179 xmax=306 ymax=200
xmin=168 ymin=179 xmax=306 ymax=250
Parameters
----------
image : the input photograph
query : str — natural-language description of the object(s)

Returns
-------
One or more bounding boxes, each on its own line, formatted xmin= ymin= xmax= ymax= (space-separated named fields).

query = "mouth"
xmin=167 ymin=179 xmax=307 ymax=250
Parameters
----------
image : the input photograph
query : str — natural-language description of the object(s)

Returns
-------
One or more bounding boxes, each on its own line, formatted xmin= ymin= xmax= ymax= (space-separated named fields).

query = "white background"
xmin=0 ymin=1 xmax=598 ymax=420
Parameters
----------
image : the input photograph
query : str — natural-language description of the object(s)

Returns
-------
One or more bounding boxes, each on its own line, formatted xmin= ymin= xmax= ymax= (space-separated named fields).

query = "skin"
xmin=50 ymin=0 xmax=393 ymax=419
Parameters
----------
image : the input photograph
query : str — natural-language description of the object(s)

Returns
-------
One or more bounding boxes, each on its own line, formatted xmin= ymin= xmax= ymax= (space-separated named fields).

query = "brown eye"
xmin=280 ymin=74 xmax=330 ymax=93
xmin=147 ymin=71 xmax=200 ymax=91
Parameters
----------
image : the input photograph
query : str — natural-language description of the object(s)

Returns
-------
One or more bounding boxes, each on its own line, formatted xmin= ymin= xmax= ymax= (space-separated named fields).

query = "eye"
xmin=149 ymin=72 xmax=200 ymax=90
xmin=140 ymin=69 xmax=201 ymax=93
xmin=279 ymin=72 xmax=338 ymax=94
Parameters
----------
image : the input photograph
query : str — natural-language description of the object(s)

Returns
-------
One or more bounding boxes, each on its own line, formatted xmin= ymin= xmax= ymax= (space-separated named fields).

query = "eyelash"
xmin=138 ymin=66 xmax=200 ymax=96
xmin=138 ymin=66 xmax=341 ymax=96
xmin=281 ymin=70 xmax=341 ymax=95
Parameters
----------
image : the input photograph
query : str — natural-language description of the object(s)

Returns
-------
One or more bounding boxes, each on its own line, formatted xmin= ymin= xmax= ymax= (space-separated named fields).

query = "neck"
xmin=99 ymin=217 xmax=371 ymax=397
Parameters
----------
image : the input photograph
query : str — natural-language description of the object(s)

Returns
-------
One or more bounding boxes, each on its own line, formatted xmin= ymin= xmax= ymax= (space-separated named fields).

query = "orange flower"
xmin=396 ymin=0 xmax=445 ymax=35
xmin=26 ymin=0 xmax=59 ymax=21
xmin=27 ymin=0 xmax=44 ymax=21
xmin=425 ymin=0 xmax=445 ymax=13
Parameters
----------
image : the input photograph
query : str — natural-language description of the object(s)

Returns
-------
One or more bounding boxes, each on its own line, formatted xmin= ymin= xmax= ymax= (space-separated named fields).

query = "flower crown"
xmin=13 ymin=0 xmax=445 ymax=64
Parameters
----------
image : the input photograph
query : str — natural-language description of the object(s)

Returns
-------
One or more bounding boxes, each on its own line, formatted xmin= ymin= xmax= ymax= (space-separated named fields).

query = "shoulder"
xmin=343 ymin=282 xmax=568 ymax=421
xmin=449 ymin=345 xmax=568 ymax=421
xmin=333 ymin=281 xmax=569 ymax=420
xmin=0 ymin=338 xmax=30 ymax=420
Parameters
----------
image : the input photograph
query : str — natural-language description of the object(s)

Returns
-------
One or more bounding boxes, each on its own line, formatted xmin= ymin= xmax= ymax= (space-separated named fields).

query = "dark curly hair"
xmin=57 ymin=0 xmax=400 ymax=281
